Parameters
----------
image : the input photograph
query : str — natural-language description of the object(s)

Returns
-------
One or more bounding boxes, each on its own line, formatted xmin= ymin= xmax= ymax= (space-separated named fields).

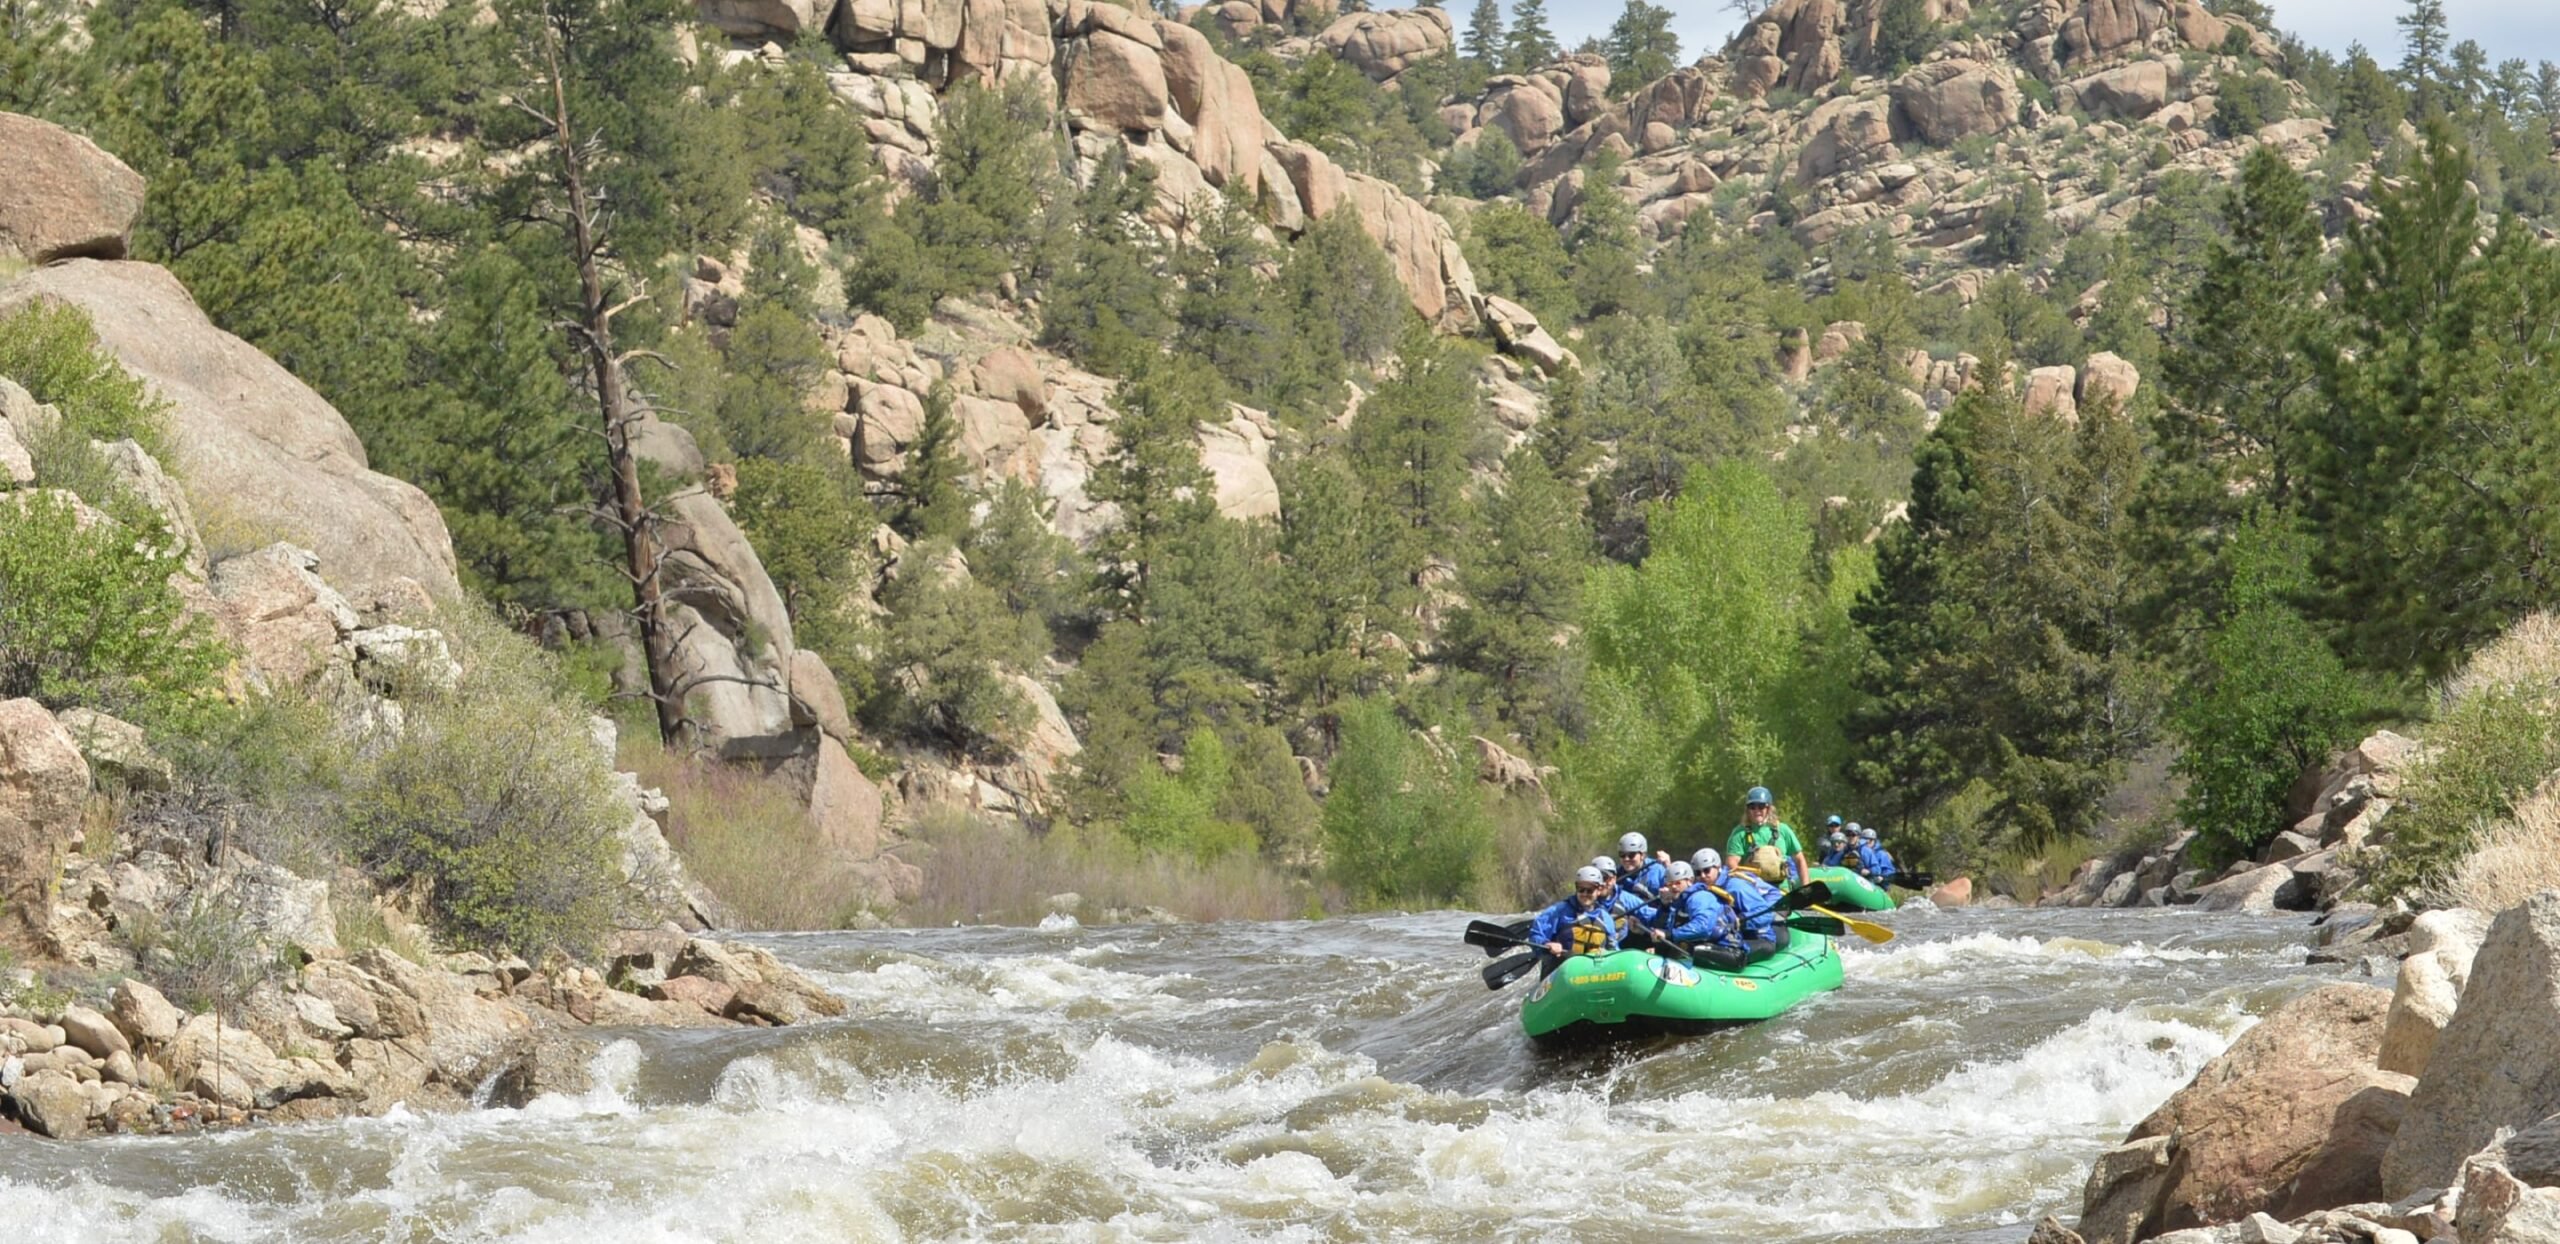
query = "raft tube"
xmin=1801 ymin=866 xmax=1897 ymax=911
xmin=1519 ymin=933 xmax=1843 ymax=1047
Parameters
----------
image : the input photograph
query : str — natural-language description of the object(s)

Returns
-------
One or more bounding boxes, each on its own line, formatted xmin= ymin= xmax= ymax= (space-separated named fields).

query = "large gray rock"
xmin=1890 ymin=59 xmax=2019 ymax=145
xmin=692 ymin=0 xmax=821 ymax=39
xmin=2121 ymin=984 xmax=2407 ymax=1236
xmin=1315 ymin=5 xmax=1451 ymax=81
xmin=2385 ymin=893 xmax=2560 ymax=1197
xmin=109 ymin=978 xmax=182 ymax=1047
xmin=2070 ymin=61 xmax=2174 ymax=120
xmin=0 ymin=698 xmax=88 ymax=955
xmin=8 ymin=1067 xmax=88 ymax=1137
xmin=0 ymin=112 xmax=145 ymax=264
xmin=2380 ymin=909 xmax=2490 ymax=1078
xmin=0 ymin=261 xmax=460 ymax=601
xmin=2192 ymin=863 xmax=2308 ymax=914
xmin=635 ymin=414 xmax=800 ymax=758
xmin=54 ymin=707 xmax=172 ymax=793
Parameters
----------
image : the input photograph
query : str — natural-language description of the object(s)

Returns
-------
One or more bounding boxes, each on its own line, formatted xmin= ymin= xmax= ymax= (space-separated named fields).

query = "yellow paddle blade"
xmin=1808 ymin=903 xmax=1895 ymax=944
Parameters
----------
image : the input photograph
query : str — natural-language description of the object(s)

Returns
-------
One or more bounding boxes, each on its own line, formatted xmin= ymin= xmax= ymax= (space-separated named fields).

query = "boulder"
xmin=92 ymin=436 xmax=205 ymax=577
xmin=2379 ymin=948 xmax=2462 ymax=1079
xmin=854 ymin=382 xmax=927 ymax=470
xmin=2385 ymin=893 xmax=2560 ymax=1197
xmin=8 ymin=1068 xmax=88 ymax=1138
xmin=1330 ymin=171 xmax=1474 ymax=326
xmin=1890 ymin=60 xmax=2019 ymax=145
xmin=2024 ymin=366 xmax=2080 ymax=420
xmin=2092 ymin=984 xmax=2409 ymax=1239
xmin=1197 ymin=410 xmax=1279 ymax=523
xmin=2192 ymin=863 xmax=2309 ymax=913
xmin=110 ymin=978 xmax=182 ymax=1047
xmin=1315 ymin=6 xmax=1451 ymax=81
xmin=2459 ymin=1140 xmax=2560 ymax=1244
xmin=2081 ymin=1134 xmax=2177 ymax=1244
xmin=1482 ymin=78 xmax=1567 ymax=156
xmin=1005 ymin=671 xmax=1081 ymax=787
xmin=2081 ymin=352 xmax=2141 ymax=408
xmin=2030 ymin=1215 xmax=2088 ymax=1244
xmin=2059 ymin=0 xmax=2224 ymax=64
xmin=806 ymin=735 xmax=887 ymax=859
xmin=0 ymin=262 xmax=460 ymax=600
xmin=1062 ymin=23 xmax=1170 ymax=134
xmin=52 ymin=708 xmax=172 ymax=793
xmin=1798 ymin=95 xmax=1897 ymax=183
xmin=1155 ymin=19 xmax=1271 ymax=197
xmin=0 ymin=113 xmax=146 ymax=264
xmin=2070 ymin=61 xmax=2174 ymax=120
xmin=1481 ymin=295 xmax=1571 ymax=375
xmin=643 ymin=416 xmax=800 ymax=759
xmin=56 ymin=1003 xmax=131 ymax=1060
xmin=788 ymin=648 xmax=856 ymax=742
xmin=0 ymin=698 xmax=88 ymax=955
xmin=2260 ymin=830 xmax=2320 ymax=864
xmin=208 ymin=542 xmax=359 ymax=689
xmin=1928 ymin=877 xmax=1974 ymax=906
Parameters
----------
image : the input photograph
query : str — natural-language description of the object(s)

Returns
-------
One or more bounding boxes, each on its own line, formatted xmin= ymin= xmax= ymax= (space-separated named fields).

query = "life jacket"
xmin=1567 ymin=911 xmax=1617 ymax=957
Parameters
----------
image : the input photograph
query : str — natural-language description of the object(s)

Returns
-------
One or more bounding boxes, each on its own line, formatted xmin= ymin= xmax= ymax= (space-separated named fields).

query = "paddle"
xmin=1786 ymin=913 xmax=1847 ymax=937
xmin=1483 ymin=951 xmax=1542 ymax=990
xmin=1778 ymin=880 xmax=1834 ymax=912
xmin=1806 ymin=903 xmax=1895 ymax=944
xmin=1465 ymin=919 xmax=1534 ymax=956
xmin=1887 ymin=871 xmax=1936 ymax=892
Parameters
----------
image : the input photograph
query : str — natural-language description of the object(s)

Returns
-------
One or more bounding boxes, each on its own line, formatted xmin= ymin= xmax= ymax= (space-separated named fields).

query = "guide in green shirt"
xmin=1723 ymin=785 xmax=1810 ymax=884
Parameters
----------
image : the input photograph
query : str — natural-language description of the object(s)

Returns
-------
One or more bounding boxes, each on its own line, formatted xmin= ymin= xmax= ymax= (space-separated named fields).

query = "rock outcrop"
xmin=0 ymin=700 xmax=90 ymax=955
xmin=2383 ymin=892 xmax=2560 ymax=1198
xmin=0 ymin=262 xmax=460 ymax=603
xmin=1891 ymin=59 xmax=2020 ymax=145
xmin=1314 ymin=5 xmax=1451 ymax=83
xmin=0 ymin=113 xmax=147 ymax=265
xmin=2078 ymin=984 xmax=2408 ymax=1243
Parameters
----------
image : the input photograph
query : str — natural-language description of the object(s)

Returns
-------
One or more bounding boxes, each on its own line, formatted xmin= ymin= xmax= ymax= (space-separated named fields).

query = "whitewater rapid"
xmin=0 ymin=906 xmax=2335 ymax=1243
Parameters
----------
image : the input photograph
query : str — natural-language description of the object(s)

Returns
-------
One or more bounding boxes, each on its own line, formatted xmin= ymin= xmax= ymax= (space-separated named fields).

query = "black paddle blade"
xmin=1889 ymin=872 xmax=1936 ymax=892
xmin=1778 ymin=881 xmax=1834 ymax=912
xmin=1465 ymin=920 xmax=1528 ymax=954
xmin=1484 ymin=951 xmax=1541 ymax=991
xmin=1786 ymin=914 xmax=1847 ymax=937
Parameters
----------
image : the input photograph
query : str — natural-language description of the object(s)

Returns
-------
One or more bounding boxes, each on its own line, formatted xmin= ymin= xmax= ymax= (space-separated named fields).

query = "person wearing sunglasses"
xmin=1723 ymin=786 xmax=1809 ymax=885
xmin=1528 ymin=865 xmax=1626 ymax=964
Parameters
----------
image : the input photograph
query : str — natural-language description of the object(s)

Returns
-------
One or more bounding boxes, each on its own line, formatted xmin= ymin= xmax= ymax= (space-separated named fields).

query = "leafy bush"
xmin=1871 ymin=0 xmax=1938 ymax=72
xmin=338 ymin=606 xmax=630 ymax=955
xmin=0 ymin=490 xmax=226 ymax=730
xmin=1118 ymin=728 xmax=1258 ymax=861
xmin=0 ymin=301 xmax=172 ymax=466
xmin=2212 ymin=72 xmax=2287 ymax=139
xmin=1977 ymin=181 xmax=2058 ymax=265
xmin=2367 ymin=614 xmax=2560 ymax=896
xmin=625 ymin=743 xmax=880 ymax=929
xmin=1321 ymin=698 xmax=1493 ymax=905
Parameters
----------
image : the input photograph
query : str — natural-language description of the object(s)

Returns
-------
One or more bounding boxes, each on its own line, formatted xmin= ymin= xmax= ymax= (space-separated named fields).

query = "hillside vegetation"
xmin=6 ymin=0 xmax=2560 ymax=921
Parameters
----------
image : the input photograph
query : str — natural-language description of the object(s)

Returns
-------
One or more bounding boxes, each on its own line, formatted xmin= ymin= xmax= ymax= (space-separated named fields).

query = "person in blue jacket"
xmin=1527 ymin=865 xmax=1624 ymax=965
xmin=1854 ymin=826 xmax=1899 ymax=887
xmin=1819 ymin=828 xmax=1852 ymax=868
xmin=1705 ymin=857 xmax=1784 ymax=956
xmin=1633 ymin=861 xmax=1736 ymax=951
xmin=1615 ymin=832 xmax=1668 ymax=899
xmin=1590 ymin=856 xmax=1647 ymax=917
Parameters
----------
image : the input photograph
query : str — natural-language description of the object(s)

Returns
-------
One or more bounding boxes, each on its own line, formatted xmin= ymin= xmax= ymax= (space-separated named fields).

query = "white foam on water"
xmin=1845 ymin=930 xmax=2239 ymax=981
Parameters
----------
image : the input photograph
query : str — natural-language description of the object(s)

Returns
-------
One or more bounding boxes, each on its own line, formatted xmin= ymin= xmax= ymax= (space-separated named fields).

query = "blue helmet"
xmin=1824 ymin=814 xmax=1843 ymax=827
xmin=1745 ymin=786 xmax=1774 ymax=807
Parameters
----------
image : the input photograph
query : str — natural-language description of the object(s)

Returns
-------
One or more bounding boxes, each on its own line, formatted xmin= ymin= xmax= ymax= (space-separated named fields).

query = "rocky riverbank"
xmin=2039 ymin=891 xmax=2560 ymax=1244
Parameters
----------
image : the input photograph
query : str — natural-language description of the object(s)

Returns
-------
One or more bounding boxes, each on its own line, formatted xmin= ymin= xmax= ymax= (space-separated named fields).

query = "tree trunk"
xmin=538 ymin=19 xmax=688 ymax=748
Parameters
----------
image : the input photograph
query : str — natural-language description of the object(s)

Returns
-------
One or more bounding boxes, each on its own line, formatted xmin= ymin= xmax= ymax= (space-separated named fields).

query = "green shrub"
xmin=0 ymin=490 xmax=226 ymax=730
xmin=0 ymin=302 xmax=172 ymax=467
xmin=1118 ymin=728 xmax=1258 ymax=861
xmin=1977 ymin=181 xmax=2058 ymax=265
xmin=127 ymin=897 xmax=293 ymax=1016
xmin=870 ymin=541 xmax=1040 ymax=756
xmin=2372 ymin=614 xmax=2560 ymax=896
xmin=338 ymin=606 xmax=629 ymax=956
xmin=1322 ymin=698 xmax=1493 ymax=905
xmin=2212 ymin=72 xmax=2286 ymax=139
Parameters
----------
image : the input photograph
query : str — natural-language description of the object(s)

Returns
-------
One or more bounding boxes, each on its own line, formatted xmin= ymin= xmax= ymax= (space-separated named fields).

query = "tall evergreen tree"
xmin=2397 ymin=0 xmax=2450 ymax=113
xmin=1442 ymin=448 xmax=1585 ymax=737
xmin=1274 ymin=455 xmax=1413 ymax=749
xmin=1602 ymin=1 xmax=1679 ymax=93
xmin=1348 ymin=328 xmax=1482 ymax=555
xmin=1463 ymin=0 xmax=1505 ymax=67
xmin=1567 ymin=153 xmax=1648 ymax=319
xmin=1090 ymin=357 xmax=1221 ymax=622
xmin=1503 ymin=0 xmax=1557 ymax=74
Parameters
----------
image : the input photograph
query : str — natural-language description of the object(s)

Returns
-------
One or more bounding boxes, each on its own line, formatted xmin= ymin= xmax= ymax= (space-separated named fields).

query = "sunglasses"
xmin=1575 ymin=884 xmax=1606 ymax=895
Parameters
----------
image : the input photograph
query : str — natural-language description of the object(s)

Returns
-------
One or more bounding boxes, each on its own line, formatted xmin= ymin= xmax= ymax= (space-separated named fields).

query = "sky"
xmin=1527 ymin=1 xmax=2560 ymax=70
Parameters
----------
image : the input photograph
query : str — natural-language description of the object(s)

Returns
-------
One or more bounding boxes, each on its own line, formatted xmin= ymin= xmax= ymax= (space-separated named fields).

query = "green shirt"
xmin=1726 ymin=821 xmax=1803 ymax=861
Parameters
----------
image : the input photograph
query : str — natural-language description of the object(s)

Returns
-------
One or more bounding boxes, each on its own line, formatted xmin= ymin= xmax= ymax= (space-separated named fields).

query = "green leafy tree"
xmin=885 ymin=383 xmax=972 ymax=545
xmin=1454 ymin=125 xmax=1525 ymax=198
xmin=845 ymin=77 xmax=1058 ymax=329
xmin=1 ymin=0 xmax=90 ymax=115
xmin=1570 ymin=463 xmax=1829 ymax=842
xmin=1977 ymin=180 xmax=2057 ymax=265
xmin=1323 ymin=698 xmax=1493 ymax=904
xmin=2337 ymin=43 xmax=2408 ymax=150
xmin=1090 ymin=357 xmax=1221 ymax=620
xmin=966 ymin=478 xmax=1087 ymax=649
xmin=1273 ymin=455 xmax=1414 ymax=746
xmin=0 ymin=492 xmax=227 ymax=732
xmin=2397 ymin=0 xmax=2449 ymax=113
xmin=1277 ymin=212 xmax=1407 ymax=410
xmin=1040 ymin=152 xmax=1171 ymax=376
xmin=1118 ymin=728 xmax=1258 ymax=860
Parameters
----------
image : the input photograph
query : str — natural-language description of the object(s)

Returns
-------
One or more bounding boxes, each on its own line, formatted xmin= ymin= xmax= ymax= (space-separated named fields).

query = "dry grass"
xmin=2424 ymin=776 xmax=2560 ymax=914
xmin=2444 ymin=611 xmax=2560 ymax=708
xmin=902 ymin=804 xmax=1319 ymax=926
xmin=624 ymin=744 xmax=884 ymax=930
xmin=1979 ymin=835 xmax=2109 ymax=903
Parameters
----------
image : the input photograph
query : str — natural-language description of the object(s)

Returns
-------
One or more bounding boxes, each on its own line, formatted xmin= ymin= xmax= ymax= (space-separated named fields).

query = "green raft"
xmin=1518 ymin=932 xmax=1843 ymax=1047
xmin=1800 ymin=866 xmax=1897 ymax=911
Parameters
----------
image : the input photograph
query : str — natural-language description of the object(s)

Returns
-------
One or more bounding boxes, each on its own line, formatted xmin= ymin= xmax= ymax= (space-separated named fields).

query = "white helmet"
xmin=1691 ymin=848 xmax=1719 ymax=872
xmin=1618 ymin=832 xmax=1648 ymax=855
xmin=1665 ymin=861 xmax=1695 ymax=883
xmin=1590 ymin=855 xmax=1619 ymax=877
xmin=1574 ymin=865 xmax=1606 ymax=887
xmin=1860 ymin=826 xmax=1879 ymax=842
xmin=1845 ymin=822 xmax=1862 ymax=835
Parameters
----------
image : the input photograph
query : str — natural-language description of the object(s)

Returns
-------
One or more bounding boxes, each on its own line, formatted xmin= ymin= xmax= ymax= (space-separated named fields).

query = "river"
xmin=4 ymin=904 xmax=2348 ymax=1242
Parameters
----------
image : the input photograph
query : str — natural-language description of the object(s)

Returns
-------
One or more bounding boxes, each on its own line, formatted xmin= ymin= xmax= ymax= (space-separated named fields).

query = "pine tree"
xmin=1040 ymin=152 xmax=1171 ymax=376
xmin=1348 ymin=327 xmax=1482 ymax=554
xmin=2337 ymin=44 xmax=2409 ymax=151
xmin=1602 ymin=1 xmax=1679 ymax=93
xmin=1870 ymin=0 xmax=1936 ymax=72
xmin=2397 ymin=0 xmax=2449 ymax=114
xmin=887 ymin=383 xmax=972 ymax=545
xmin=1273 ymin=455 xmax=1413 ymax=748
xmin=1463 ymin=0 xmax=1505 ymax=68
xmin=1503 ymin=0 xmax=1557 ymax=75
xmin=1442 ymin=448 xmax=1584 ymax=736
xmin=1567 ymin=153 xmax=1648 ymax=319
xmin=1090 ymin=356 xmax=1220 ymax=621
